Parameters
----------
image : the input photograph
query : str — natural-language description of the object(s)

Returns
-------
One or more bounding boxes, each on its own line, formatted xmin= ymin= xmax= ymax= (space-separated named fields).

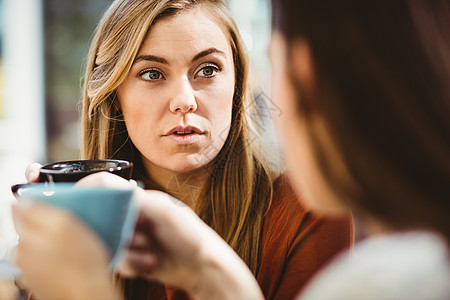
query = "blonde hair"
xmin=82 ymin=0 xmax=276 ymax=279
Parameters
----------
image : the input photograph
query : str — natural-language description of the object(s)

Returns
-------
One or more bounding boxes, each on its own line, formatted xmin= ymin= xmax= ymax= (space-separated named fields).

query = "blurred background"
xmin=0 ymin=0 xmax=272 ymax=284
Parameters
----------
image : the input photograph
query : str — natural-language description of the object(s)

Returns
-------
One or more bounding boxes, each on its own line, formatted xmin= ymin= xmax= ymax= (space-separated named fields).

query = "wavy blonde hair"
xmin=82 ymin=0 xmax=276 ymax=279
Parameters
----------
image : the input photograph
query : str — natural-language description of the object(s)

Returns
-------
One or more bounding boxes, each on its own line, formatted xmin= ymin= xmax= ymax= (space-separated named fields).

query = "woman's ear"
xmin=290 ymin=39 xmax=315 ymax=97
xmin=288 ymin=39 xmax=320 ymax=115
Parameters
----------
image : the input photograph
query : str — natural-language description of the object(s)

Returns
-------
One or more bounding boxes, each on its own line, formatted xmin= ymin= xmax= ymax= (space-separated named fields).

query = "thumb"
xmin=135 ymin=189 xmax=192 ymax=221
xmin=25 ymin=163 xmax=42 ymax=183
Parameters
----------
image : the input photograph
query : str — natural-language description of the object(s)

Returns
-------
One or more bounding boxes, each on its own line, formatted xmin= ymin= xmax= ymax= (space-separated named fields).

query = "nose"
xmin=169 ymin=79 xmax=198 ymax=114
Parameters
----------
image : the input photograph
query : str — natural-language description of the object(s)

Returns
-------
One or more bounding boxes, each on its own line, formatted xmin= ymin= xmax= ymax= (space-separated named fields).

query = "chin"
xmin=165 ymin=154 xmax=212 ymax=174
xmin=167 ymin=164 xmax=201 ymax=174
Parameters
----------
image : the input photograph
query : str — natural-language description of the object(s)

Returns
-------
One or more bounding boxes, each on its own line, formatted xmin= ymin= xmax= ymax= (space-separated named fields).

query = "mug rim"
xmin=18 ymin=182 xmax=134 ymax=195
xmin=39 ymin=159 xmax=132 ymax=174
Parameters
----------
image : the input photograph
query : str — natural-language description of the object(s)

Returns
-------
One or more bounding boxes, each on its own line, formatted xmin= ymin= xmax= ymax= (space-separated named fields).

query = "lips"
xmin=166 ymin=126 xmax=204 ymax=136
xmin=163 ymin=126 xmax=205 ymax=145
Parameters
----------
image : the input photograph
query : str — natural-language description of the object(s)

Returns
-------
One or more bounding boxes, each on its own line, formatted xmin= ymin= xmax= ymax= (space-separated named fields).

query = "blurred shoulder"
xmin=299 ymin=231 xmax=450 ymax=300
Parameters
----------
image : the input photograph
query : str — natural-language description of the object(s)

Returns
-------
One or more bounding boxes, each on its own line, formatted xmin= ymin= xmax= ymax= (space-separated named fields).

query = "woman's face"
xmin=269 ymin=32 xmax=346 ymax=214
xmin=117 ymin=7 xmax=235 ymax=174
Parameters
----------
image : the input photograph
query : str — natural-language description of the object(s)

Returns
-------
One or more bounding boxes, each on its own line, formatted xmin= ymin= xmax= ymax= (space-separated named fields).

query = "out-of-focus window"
xmin=0 ymin=0 xmax=45 ymax=186
xmin=45 ymin=0 xmax=112 ymax=162
xmin=0 ymin=0 xmax=45 ymax=286
xmin=227 ymin=0 xmax=281 ymax=166
xmin=0 ymin=0 xmax=4 ymax=118
xmin=227 ymin=0 xmax=271 ymax=92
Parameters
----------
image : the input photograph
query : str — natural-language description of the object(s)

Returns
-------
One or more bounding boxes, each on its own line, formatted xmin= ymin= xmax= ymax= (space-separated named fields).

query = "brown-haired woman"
xmin=269 ymin=1 xmax=450 ymax=298
xmin=14 ymin=0 xmax=352 ymax=300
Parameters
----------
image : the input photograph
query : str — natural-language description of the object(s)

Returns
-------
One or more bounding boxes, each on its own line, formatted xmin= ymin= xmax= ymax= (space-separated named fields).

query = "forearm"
xmin=75 ymin=274 xmax=122 ymax=300
xmin=29 ymin=271 xmax=122 ymax=300
xmin=191 ymin=232 xmax=264 ymax=300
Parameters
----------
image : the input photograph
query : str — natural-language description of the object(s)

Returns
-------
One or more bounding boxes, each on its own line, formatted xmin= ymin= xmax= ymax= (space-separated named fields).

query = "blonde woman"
xmin=16 ymin=0 xmax=352 ymax=299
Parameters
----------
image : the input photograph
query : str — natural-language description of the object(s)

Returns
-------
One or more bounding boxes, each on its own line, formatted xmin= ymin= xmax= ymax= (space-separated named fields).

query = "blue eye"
xmin=139 ymin=69 xmax=165 ymax=81
xmin=196 ymin=64 xmax=220 ymax=78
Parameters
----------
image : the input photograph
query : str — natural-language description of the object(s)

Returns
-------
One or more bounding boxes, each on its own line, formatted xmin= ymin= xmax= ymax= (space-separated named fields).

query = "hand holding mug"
xmin=12 ymin=172 xmax=138 ymax=300
xmin=13 ymin=201 xmax=121 ymax=300
xmin=118 ymin=189 xmax=264 ymax=300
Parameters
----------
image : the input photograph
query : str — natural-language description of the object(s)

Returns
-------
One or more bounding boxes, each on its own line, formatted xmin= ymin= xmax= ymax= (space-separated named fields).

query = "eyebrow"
xmin=191 ymin=48 xmax=226 ymax=62
xmin=134 ymin=55 xmax=168 ymax=65
xmin=133 ymin=47 xmax=226 ymax=65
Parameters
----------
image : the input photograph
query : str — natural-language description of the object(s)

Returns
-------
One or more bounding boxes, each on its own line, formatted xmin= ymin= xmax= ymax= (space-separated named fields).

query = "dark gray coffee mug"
xmin=11 ymin=159 xmax=133 ymax=198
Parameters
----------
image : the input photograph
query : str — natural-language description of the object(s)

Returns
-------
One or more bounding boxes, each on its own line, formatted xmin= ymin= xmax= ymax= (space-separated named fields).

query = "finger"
xmin=128 ymin=232 xmax=151 ymax=250
xmin=12 ymin=202 xmax=103 ymax=258
xmin=13 ymin=215 xmax=50 ymax=270
xmin=15 ymin=273 xmax=30 ymax=291
xmin=12 ymin=201 xmax=69 ymax=234
xmin=119 ymin=251 xmax=158 ymax=276
xmin=11 ymin=202 xmax=42 ymax=236
xmin=12 ymin=203 xmax=60 ymax=256
xmin=116 ymin=260 xmax=137 ymax=278
xmin=136 ymin=189 xmax=180 ymax=215
xmin=25 ymin=163 xmax=42 ymax=183
xmin=75 ymin=172 xmax=134 ymax=189
xmin=13 ymin=202 xmax=109 ymax=270
xmin=136 ymin=189 xmax=197 ymax=227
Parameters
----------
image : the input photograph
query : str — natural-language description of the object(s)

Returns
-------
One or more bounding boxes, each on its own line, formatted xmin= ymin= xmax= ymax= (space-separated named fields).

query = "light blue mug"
xmin=18 ymin=183 xmax=138 ymax=267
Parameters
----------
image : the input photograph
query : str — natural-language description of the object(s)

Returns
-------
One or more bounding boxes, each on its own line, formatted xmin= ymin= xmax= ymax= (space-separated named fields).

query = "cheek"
xmin=204 ymin=77 xmax=234 ymax=139
xmin=272 ymin=80 xmax=307 ymax=180
xmin=271 ymin=73 xmax=347 ymax=214
xmin=118 ymin=95 xmax=143 ymax=132
xmin=271 ymin=65 xmax=321 ymax=208
xmin=117 ymin=85 xmax=162 ymax=142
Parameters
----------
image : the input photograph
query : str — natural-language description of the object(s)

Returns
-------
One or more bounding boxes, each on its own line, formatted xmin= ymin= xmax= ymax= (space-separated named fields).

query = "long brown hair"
xmin=271 ymin=0 xmax=450 ymax=240
xmin=82 ymin=0 xmax=276 ymax=278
